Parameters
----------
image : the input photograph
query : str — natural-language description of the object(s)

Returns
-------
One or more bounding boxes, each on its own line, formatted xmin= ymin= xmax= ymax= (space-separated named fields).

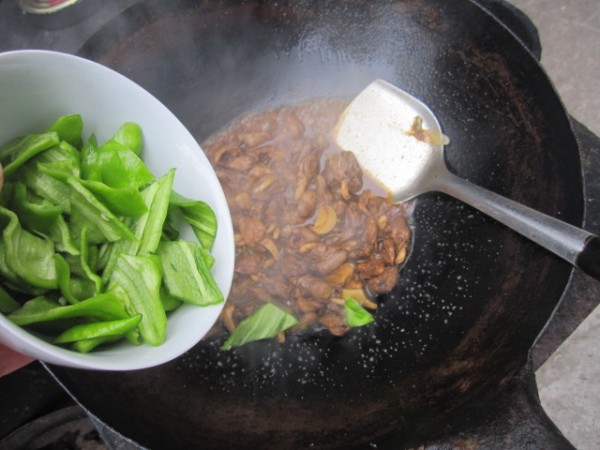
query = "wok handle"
xmin=436 ymin=171 xmax=600 ymax=281
xmin=575 ymin=236 xmax=600 ymax=280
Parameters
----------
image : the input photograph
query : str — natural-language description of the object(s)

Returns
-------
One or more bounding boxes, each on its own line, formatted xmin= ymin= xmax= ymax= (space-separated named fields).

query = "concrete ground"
xmin=508 ymin=1 xmax=600 ymax=448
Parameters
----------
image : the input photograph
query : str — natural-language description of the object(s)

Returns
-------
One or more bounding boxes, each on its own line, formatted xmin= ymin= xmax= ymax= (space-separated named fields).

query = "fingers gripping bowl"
xmin=0 ymin=50 xmax=235 ymax=371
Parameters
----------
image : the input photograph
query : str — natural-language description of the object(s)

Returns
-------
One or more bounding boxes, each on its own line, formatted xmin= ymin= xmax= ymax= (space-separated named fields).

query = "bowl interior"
xmin=0 ymin=50 xmax=235 ymax=370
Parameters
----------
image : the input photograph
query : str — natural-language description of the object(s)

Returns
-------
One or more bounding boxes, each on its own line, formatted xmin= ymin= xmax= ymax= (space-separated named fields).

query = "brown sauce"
xmin=204 ymin=99 xmax=411 ymax=337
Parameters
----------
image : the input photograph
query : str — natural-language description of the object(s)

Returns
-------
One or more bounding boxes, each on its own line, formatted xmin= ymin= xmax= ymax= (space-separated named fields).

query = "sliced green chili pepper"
xmin=161 ymin=211 xmax=180 ymax=241
xmin=2 ymin=132 xmax=59 ymax=178
xmin=48 ymin=214 xmax=79 ymax=256
xmin=198 ymin=247 xmax=215 ymax=270
xmin=80 ymin=134 xmax=100 ymax=181
xmin=18 ymin=161 xmax=71 ymax=213
xmin=0 ymin=241 xmax=46 ymax=296
xmin=0 ymin=206 xmax=57 ymax=290
xmin=54 ymin=253 xmax=79 ymax=305
xmin=0 ymin=285 xmax=20 ymax=314
xmin=221 ymin=303 xmax=298 ymax=351
xmin=344 ymin=298 xmax=374 ymax=327
xmin=111 ymin=122 xmax=143 ymax=156
xmin=0 ymin=180 xmax=13 ymax=207
xmin=0 ymin=136 xmax=24 ymax=162
xmin=67 ymin=177 xmax=136 ymax=244
xmin=134 ymin=169 xmax=174 ymax=252
xmin=10 ymin=182 xmax=62 ymax=234
xmin=58 ymin=228 xmax=101 ymax=299
xmin=54 ymin=314 xmax=141 ymax=344
xmin=84 ymin=139 xmax=153 ymax=190
xmin=65 ymin=243 xmax=100 ymax=278
xmin=109 ymin=254 xmax=166 ymax=346
xmin=101 ymin=169 xmax=174 ymax=281
xmin=8 ymin=292 xmax=129 ymax=326
xmin=71 ymin=334 xmax=125 ymax=353
xmin=7 ymin=296 xmax=58 ymax=324
xmin=69 ymin=278 xmax=97 ymax=301
xmin=34 ymin=140 xmax=81 ymax=179
xmin=160 ymin=286 xmax=183 ymax=312
xmin=78 ymin=226 xmax=102 ymax=296
xmin=157 ymin=240 xmax=223 ymax=306
xmin=37 ymin=160 xmax=78 ymax=183
xmin=80 ymin=179 xmax=147 ymax=218
xmin=47 ymin=114 xmax=83 ymax=148
xmin=169 ymin=192 xmax=218 ymax=251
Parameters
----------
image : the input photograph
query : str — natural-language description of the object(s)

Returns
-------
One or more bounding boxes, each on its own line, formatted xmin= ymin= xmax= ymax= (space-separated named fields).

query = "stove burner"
xmin=19 ymin=0 xmax=82 ymax=14
xmin=0 ymin=406 xmax=106 ymax=449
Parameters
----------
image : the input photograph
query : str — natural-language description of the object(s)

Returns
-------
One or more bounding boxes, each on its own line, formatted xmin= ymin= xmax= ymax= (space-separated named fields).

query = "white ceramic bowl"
xmin=0 ymin=50 xmax=235 ymax=370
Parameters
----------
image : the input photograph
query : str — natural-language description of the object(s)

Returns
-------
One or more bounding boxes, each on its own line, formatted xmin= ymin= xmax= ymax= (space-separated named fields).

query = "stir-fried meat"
xmin=279 ymin=253 xmax=309 ymax=278
xmin=296 ymin=190 xmax=318 ymax=219
xmin=286 ymin=226 xmax=320 ymax=250
xmin=323 ymin=151 xmax=363 ymax=195
xmin=367 ymin=266 xmax=399 ymax=295
xmin=235 ymin=252 xmax=264 ymax=275
xmin=355 ymin=258 xmax=386 ymax=280
xmin=316 ymin=249 xmax=348 ymax=275
xmin=204 ymin=99 xmax=412 ymax=337
xmin=239 ymin=131 xmax=272 ymax=148
xmin=295 ymin=275 xmax=333 ymax=301
xmin=318 ymin=304 xmax=350 ymax=336
xmin=238 ymin=216 xmax=266 ymax=245
xmin=258 ymin=272 xmax=293 ymax=299
xmin=378 ymin=239 xmax=397 ymax=265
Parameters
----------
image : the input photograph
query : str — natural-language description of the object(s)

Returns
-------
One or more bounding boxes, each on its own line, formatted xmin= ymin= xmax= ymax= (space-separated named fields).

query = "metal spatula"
xmin=334 ymin=79 xmax=600 ymax=281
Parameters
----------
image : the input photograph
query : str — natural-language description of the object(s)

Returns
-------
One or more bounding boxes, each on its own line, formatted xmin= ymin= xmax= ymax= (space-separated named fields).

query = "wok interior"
xmin=49 ymin=1 xmax=583 ymax=448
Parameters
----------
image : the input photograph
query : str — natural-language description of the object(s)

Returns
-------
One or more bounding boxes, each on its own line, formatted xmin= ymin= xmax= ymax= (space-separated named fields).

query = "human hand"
xmin=0 ymin=344 xmax=33 ymax=376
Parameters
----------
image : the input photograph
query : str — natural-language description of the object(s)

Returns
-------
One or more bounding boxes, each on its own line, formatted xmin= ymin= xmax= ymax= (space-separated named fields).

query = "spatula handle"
xmin=576 ymin=236 xmax=600 ymax=280
xmin=437 ymin=171 xmax=600 ymax=281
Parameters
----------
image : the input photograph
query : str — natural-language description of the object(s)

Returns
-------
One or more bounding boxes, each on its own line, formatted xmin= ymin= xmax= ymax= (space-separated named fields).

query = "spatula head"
xmin=334 ymin=79 xmax=447 ymax=201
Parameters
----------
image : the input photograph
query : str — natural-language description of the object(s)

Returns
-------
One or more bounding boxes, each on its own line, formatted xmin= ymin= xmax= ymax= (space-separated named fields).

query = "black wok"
xmin=49 ymin=0 xmax=583 ymax=448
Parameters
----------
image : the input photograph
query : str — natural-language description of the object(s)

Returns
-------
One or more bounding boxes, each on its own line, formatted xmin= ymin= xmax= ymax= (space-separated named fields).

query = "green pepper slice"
xmin=109 ymin=254 xmax=166 ymax=346
xmin=111 ymin=122 xmax=143 ymax=156
xmin=54 ymin=253 xmax=79 ymax=305
xmin=67 ymin=177 xmax=136 ymax=244
xmin=48 ymin=215 xmax=79 ymax=256
xmin=82 ymin=139 xmax=153 ymax=190
xmin=1 ymin=132 xmax=60 ymax=178
xmin=169 ymin=192 xmax=218 ymax=251
xmin=71 ymin=334 xmax=124 ymax=353
xmin=0 ymin=206 xmax=57 ymax=290
xmin=221 ymin=303 xmax=298 ymax=351
xmin=80 ymin=179 xmax=147 ymax=218
xmin=101 ymin=169 xmax=174 ymax=281
xmin=10 ymin=182 xmax=61 ymax=233
xmin=54 ymin=314 xmax=141 ymax=344
xmin=18 ymin=162 xmax=71 ymax=213
xmin=0 ymin=285 xmax=20 ymax=314
xmin=157 ymin=240 xmax=223 ymax=306
xmin=8 ymin=292 xmax=129 ymax=326
xmin=47 ymin=114 xmax=83 ymax=148
xmin=34 ymin=140 xmax=81 ymax=180
xmin=344 ymin=298 xmax=374 ymax=327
